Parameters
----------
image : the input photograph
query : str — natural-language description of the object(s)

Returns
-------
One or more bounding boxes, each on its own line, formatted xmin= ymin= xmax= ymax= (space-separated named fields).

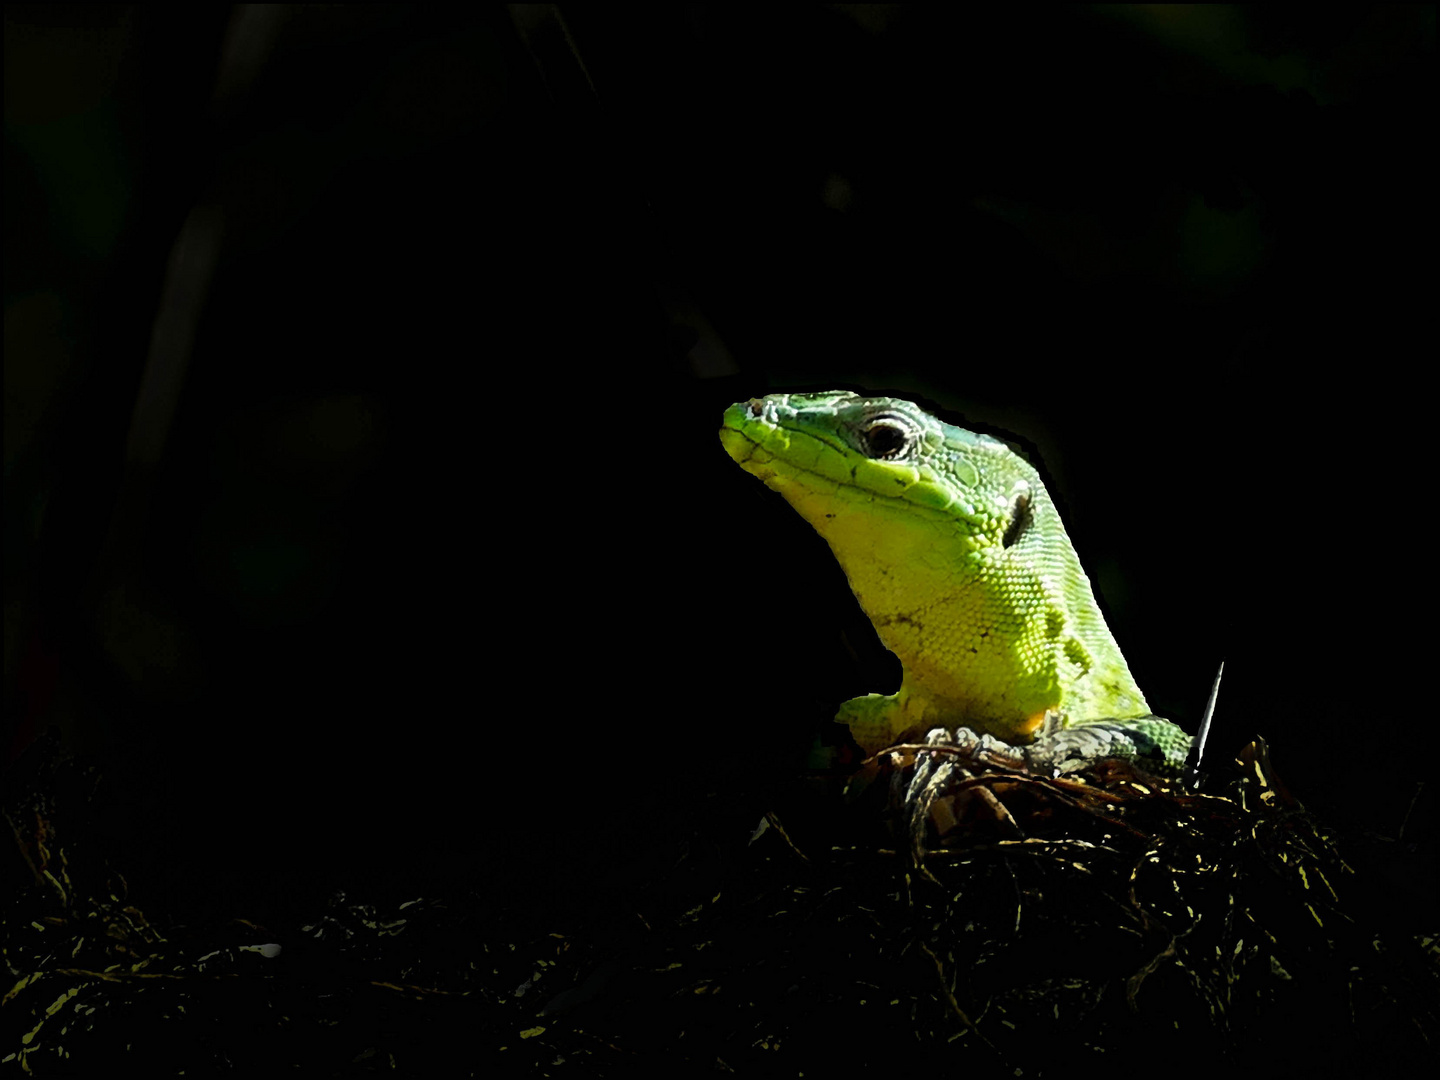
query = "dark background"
xmin=5 ymin=6 xmax=1434 ymax=925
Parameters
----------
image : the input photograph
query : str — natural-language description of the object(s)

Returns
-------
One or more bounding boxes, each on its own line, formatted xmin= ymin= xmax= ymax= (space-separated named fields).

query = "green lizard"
xmin=720 ymin=391 xmax=1192 ymax=774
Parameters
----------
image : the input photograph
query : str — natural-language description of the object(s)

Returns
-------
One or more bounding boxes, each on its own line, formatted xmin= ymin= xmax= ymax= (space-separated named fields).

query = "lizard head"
xmin=719 ymin=391 xmax=1036 ymax=565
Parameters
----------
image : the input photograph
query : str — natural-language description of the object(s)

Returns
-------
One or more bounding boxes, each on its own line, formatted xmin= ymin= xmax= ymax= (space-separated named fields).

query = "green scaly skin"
xmin=720 ymin=391 xmax=1191 ymax=774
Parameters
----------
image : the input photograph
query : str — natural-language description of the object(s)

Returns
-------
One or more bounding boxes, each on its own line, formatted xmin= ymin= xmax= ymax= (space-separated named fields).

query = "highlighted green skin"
xmin=721 ymin=391 xmax=1190 ymax=769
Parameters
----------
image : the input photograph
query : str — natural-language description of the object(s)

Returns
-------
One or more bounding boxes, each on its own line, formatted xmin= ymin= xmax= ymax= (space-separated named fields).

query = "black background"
xmin=5 ymin=6 xmax=1434 ymax=929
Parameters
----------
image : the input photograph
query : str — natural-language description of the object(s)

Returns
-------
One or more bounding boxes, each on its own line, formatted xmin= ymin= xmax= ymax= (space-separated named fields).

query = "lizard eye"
xmin=860 ymin=418 xmax=912 ymax=460
xmin=1002 ymin=491 xmax=1032 ymax=548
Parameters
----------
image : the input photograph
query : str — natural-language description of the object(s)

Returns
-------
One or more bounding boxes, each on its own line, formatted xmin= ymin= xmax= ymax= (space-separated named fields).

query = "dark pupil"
xmin=866 ymin=423 xmax=907 ymax=458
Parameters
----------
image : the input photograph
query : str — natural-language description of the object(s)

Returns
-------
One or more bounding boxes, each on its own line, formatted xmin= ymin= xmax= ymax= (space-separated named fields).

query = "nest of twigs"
xmin=3 ymin=728 xmax=1435 ymax=1075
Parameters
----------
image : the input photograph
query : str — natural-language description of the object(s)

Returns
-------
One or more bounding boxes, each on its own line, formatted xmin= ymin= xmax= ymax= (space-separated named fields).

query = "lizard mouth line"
xmin=722 ymin=422 xmax=946 ymax=511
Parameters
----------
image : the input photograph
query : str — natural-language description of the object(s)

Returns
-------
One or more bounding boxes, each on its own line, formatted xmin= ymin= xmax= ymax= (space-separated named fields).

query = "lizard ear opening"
xmin=1002 ymin=491 xmax=1032 ymax=549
